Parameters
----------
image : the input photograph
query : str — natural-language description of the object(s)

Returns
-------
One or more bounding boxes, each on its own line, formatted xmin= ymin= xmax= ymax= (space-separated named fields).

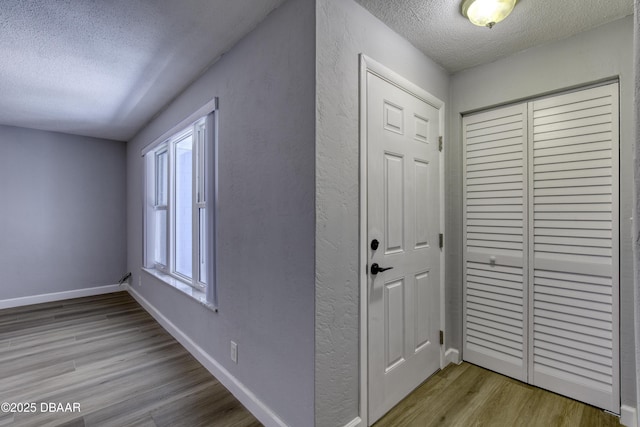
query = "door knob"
xmin=370 ymin=263 xmax=393 ymax=275
xmin=371 ymin=239 xmax=380 ymax=250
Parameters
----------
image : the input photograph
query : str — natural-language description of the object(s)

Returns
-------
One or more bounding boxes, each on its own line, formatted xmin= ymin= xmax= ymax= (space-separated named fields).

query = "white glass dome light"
xmin=462 ymin=0 xmax=516 ymax=29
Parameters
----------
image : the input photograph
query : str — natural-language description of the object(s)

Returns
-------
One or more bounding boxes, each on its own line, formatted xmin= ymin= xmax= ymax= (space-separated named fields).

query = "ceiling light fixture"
xmin=462 ymin=0 xmax=516 ymax=29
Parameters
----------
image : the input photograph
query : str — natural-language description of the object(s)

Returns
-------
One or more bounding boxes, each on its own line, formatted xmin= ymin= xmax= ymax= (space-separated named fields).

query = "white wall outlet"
xmin=230 ymin=341 xmax=238 ymax=364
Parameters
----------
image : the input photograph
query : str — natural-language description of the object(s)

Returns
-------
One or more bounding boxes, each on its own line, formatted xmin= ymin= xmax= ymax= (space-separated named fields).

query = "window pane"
xmin=175 ymin=136 xmax=193 ymax=278
xmin=156 ymin=150 xmax=168 ymax=205
xmin=154 ymin=209 xmax=167 ymax=266
xmin=199 ymin=208 xmax=206 ymax=284
xmin=197 ymin=123 xmax=206 ymax=204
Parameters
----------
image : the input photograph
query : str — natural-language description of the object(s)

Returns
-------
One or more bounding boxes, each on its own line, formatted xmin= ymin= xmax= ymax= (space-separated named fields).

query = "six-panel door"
xmin=367 ymin=72 xmax=441 ymax=423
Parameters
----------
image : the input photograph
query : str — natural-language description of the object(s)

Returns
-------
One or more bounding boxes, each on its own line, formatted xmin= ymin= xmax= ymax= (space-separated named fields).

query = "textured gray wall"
xmin=634 ymin=1 xmax=639 ymax=424
xmin=449 ymin=16 xmax=636 ymax=407
xmin=126 ymin=0 xmax=315 ymax=425
xmin=0 ymin=125 xmax=126 ymax=300
xmin=315 ymin=1 xmax=450 ymax=425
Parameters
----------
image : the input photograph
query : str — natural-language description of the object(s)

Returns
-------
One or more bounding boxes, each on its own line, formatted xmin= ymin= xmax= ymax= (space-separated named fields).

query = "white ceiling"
xmin=0 ymin=0 xmax=634 ymax=141
xmin=355 ymin=0 xmax=634 ymax=73
xmin=0 ymin=0 xmax=286 ymax=141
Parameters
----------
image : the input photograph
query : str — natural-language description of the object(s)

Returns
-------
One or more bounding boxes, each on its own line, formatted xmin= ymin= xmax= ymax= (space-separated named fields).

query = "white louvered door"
xmin=463 ymin=103 xmax=528 ymax=382
xmin=463 ymin=83 xmax=619 ymax=413
xmin=528 ymin=84 xmax=619 ymax=412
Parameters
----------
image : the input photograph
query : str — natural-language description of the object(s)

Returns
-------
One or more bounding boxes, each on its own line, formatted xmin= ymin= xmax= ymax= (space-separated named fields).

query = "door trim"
xmin=358 ymin=54 xmax=446 ymax=426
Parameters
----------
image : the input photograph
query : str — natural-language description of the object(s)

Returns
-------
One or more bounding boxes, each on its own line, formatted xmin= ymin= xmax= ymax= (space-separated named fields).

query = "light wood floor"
xmin=0 ymin=293 xmax=624 ymax=427
xmin=0 ymin=292 xmax=260 ymax=427
xmin=375 ymin=362 xmax=622 ymax=427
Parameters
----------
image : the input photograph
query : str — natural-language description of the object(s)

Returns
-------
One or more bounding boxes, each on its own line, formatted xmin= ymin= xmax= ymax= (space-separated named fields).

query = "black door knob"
xmin=370 ymin=263 xmax=393 ymax=275
xmin=371 ymin=239 xmax=379 ymax=250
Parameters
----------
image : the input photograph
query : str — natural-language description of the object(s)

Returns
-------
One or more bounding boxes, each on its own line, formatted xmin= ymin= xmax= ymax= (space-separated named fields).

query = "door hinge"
xmin=439 ymin=233 xmax=444 ymax=249
xmin=438 ymin=136 xmax=443 ymax=152
xmin=439 ymin=330 xmax=444 ymax=346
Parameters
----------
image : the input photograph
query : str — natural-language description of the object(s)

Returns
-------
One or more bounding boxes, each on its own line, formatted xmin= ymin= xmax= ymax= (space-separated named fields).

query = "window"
xmin=143 ymin=114 xmax=214 ymax=305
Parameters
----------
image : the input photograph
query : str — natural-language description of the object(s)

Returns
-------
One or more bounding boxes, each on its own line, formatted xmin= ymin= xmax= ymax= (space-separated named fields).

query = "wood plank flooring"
xmin=0 ymin=292 xmax=624 ymax=427
xmin=0 ymin=292 xmax=260 ymax=427
xmin=374 ymin=362 xmax=622 ymax=427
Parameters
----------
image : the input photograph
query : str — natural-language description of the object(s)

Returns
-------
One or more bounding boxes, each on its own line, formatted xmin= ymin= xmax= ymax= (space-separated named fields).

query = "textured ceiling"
xmin=0 ymin=1 xmax=634 ymax=141
xmin=0 ymin=0 xmax=286 ymax=141
xmin=355 ymin=0 xmax=634 ymax=73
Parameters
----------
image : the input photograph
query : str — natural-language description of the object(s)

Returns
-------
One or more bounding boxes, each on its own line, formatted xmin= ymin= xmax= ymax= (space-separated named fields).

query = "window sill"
xmin=141 ymin=268 xmax=217 ymax=313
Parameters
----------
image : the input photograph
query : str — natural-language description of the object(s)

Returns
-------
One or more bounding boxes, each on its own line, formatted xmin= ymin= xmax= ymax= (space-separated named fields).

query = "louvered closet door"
xmin=463 ymin=103 xmax=528 ymax=381
xmin=463 ymin=83 xmax=620 ymax=413
xmin=529 ymin=83 xmax=619 ymax=412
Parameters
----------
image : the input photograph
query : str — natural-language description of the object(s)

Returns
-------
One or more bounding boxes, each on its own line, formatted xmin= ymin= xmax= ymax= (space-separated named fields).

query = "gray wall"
xmin=449 ymin=16 xmax=636 ymax=407
xmin=0 ymin=125 xmax=126 ymax=300
xmin=315 ymin=1 xmax=450 ymax=425
xmin=634 ymin=1 xmax=639 ymax=424
xmin=126 ymin=0 xmax=315 ymax=425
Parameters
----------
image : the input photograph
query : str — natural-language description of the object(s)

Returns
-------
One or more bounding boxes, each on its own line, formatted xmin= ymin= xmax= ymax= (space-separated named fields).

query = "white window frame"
xmin=153 ymin=146 xmax=169 ymax=272
xmin=142 ymin=100 xmax=217 ymax=307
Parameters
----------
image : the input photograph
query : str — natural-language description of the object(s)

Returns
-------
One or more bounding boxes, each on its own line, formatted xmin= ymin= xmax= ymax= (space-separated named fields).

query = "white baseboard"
xmin=343 ymin=416 xmax=362 ymax=427
xmin=0 ymin=284 xmax=122 ymax=309
xmin=125 ymin=285 xmax=287 ymax=427
xmin=620 ymin=405 xmax=637 ymax=427
xmin=445 ymin=348 xmax=461 ymax=365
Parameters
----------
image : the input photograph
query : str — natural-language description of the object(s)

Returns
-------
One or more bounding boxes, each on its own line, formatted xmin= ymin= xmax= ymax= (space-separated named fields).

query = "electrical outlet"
xmin=230 ymin=341 xmax=238 ymax=364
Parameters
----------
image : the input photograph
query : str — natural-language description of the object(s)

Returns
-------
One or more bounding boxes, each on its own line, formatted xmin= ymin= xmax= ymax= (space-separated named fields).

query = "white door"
xmin=462 ymin=103 xmax=529 ymax=382
xmin=367 ymin=72 xmax=441 ymax=423
xmin=528 ymin=83 xmax=619 ymax=412
xmin=462 ymin=83 xmax=619 ymax=413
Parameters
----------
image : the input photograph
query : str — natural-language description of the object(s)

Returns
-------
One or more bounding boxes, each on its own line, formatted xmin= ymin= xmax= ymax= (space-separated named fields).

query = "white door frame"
xmin=358 ymin=54 xmax=446 ymax=427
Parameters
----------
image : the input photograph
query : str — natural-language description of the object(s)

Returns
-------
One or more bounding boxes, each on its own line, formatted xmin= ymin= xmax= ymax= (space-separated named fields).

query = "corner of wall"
xmin=621 ymin=405 xmax=638 ymax=427
xmin=445 ymin=348 xmax=461 ymax=366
